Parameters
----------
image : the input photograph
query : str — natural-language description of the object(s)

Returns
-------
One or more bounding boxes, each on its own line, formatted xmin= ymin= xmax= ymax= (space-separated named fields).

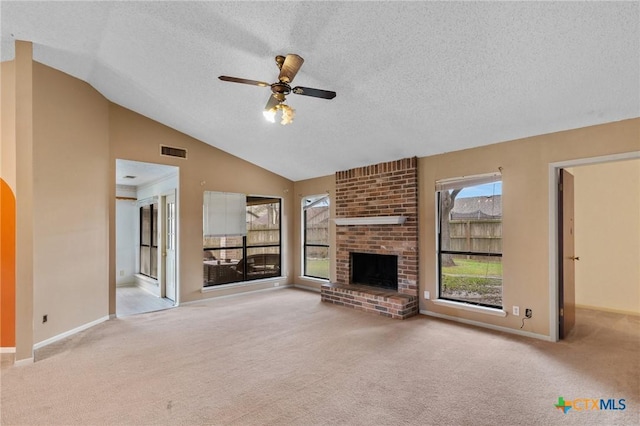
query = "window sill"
xmin=298 ymin=276 xmax=329 ymax=283
xmin=201 ymin=276 xmax=283 ymax=293
xmin=431 ymin=299 xmax=507 ymax=317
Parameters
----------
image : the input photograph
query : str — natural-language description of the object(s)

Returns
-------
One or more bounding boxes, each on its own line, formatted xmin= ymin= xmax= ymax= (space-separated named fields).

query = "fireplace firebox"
xmin=350 ymin=252 xmax=398 ymax=291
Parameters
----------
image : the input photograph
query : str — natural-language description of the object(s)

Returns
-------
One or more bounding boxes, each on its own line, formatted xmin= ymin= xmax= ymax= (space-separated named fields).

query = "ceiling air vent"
xmin=160 ymin=145 xmax=187 ymax=159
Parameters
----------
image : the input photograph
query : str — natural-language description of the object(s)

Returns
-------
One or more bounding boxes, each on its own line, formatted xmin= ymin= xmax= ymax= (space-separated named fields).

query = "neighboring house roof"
xmin=247 ymin=207 xmax=276 ymax=227
xmin=247 ymin=204 xmax=329 ymax=228
xmin=451 ymin=195 xmax=502 ymax=220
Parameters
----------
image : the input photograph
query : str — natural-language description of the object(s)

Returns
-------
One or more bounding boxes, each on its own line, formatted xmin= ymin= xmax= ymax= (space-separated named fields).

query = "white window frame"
xmin=435 ymin=172 xmax=505 ymax=314
xmin=302 ymin=194 xmax=330 ymax=280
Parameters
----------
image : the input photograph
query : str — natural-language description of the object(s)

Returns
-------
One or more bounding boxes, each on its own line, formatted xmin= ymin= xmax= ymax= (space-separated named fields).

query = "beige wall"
xmin=292 ymin=175 xmax=336 ymax=290
xmin=32 ymin=62 xmax=111 ymax=344
xmin=109 ymin=105 xmax=295 ymax=305
xmin=573 ymin=159 xmax=640 ymax=314
xmin=295 ymin=123 xmax=639 ymax=335
xmin=13 ymin=42 xmax=35 ymax=360
xmin=5 ymin=43 xmax=297 ymax=358
xmin=296 ymin=119 xmax=638 ymax=337
xmin=4 ymin=40 xmax=639 ymax=356
xmin=1 ymin=60 xmax=16 ymax=190
xmin=418 ymin=119 xmax=640 ymax=337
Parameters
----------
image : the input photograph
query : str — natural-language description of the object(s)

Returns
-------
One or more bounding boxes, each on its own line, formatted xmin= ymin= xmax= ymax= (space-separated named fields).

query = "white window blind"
xmin=435 ymin=172 xmax=501 ymax=191
xmin=203 ymin=191 xmax=246 ymax=237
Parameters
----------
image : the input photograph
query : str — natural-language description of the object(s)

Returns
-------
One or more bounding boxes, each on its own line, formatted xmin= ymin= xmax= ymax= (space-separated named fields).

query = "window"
xmin=436 ymin=174 xmax=502 ymax=308
xmin=203 ymin=193 xmax=281 ymax=287
xmin=303 ymin=195 xmax=330 ymax=279
xmin=140 ymin=202 xmax=158 ymax=279
xmin=245 ymin=196 xmax=281 ymax=281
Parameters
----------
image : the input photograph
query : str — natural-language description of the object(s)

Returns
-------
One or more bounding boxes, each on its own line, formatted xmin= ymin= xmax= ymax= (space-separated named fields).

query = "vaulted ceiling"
xmin=2 ymin=2 xmax=638 ymax=181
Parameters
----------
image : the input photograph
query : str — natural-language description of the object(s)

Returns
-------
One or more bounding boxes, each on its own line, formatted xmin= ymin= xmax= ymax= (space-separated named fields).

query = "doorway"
xmin=550 ymin=152 xmax=640 ymax=341
xmin=115 ymin=159 xmax=179 ymax=316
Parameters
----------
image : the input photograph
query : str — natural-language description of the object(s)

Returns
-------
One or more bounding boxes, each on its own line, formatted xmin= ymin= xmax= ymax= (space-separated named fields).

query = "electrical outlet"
xmin=424 ymin=291 xmax=430 ymax=300
xmin=274 ymin=282 xmax=280 ymax=287
xmin=525 ymin=308 xmax=532 ymax=318
xmin=119 ymin=270 xmax=125 ymax=276
xmin=512 ymin=306 xmax=520 ymax=316
xmin=42 ymin=315 xmax=48 ymax=323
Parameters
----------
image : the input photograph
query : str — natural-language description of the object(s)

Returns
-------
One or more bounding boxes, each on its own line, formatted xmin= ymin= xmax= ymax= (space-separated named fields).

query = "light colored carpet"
xmin=1 ymin=288 xmax=638 ymax=425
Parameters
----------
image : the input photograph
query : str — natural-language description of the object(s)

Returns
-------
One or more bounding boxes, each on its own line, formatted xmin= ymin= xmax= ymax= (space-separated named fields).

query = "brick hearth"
xmin=321 ymin=157 xmax=419 ymax=319
xmin=321 ymin=283 xmax=418 ymax=319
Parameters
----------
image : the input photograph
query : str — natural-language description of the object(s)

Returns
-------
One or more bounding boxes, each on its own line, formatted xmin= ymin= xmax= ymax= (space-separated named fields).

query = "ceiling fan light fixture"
xmin=264 ymin=103 xmax=295 ymax=125
xmin=280 ymin=103 xmax=295 ymax=125
xmin=220 ymin=53 xmax=334 ymax=124
xmin=263 ymin=108 xmax=276 ymax=123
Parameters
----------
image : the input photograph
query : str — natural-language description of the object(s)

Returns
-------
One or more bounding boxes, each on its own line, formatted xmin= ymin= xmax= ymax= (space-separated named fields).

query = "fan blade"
xmin=292 ymin=86 xmax=336 ymax=99
xmin=264 ymin=94 xmax=279 ymax=111
xmin=218 ymin=76 xmax=270 ymax=87
xmin=278 ymin=54 xmax=304 ymax=83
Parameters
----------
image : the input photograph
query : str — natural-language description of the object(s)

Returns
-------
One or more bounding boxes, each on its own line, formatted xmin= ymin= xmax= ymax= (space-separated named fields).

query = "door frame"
xmin=547 ymin=151 xmax=640 ymax=341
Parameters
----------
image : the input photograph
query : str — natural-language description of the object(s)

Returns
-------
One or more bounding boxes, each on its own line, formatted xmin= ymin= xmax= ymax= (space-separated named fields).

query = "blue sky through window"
xmin=457 ymin=182 xmax=502 ymax=198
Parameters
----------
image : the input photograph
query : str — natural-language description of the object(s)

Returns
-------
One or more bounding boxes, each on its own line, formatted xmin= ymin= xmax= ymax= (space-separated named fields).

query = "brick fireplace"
xmin=321 ymin=157 xmax=419 ymax=319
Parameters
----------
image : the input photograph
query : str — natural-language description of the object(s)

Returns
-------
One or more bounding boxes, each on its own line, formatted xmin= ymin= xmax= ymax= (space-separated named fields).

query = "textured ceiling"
xmin=115 ymin=159 xmax=178 ymax=187
xmin=2 ymin=1 xmax=639 ymax=181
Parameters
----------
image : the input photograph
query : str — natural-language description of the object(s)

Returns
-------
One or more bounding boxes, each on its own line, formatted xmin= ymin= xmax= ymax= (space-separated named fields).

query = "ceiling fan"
xmin=219 ymin=54 xmax=336 ymax=125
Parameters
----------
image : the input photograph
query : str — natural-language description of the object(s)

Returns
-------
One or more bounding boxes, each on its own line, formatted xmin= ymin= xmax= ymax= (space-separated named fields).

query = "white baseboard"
xmin=33 ymin=315 xmax=110 ymax=350
xmin=575 ymin=304 xmax=640 ymax=316
xmin=0 ymin=347 xmax=16 ymax=353
xmin=200 ymin=277 xmax=288 ymax=294
xmin=14 ymin=357 xmax=34 ymax=366
xmin=420 ymin=310 xmax=553 ymax=342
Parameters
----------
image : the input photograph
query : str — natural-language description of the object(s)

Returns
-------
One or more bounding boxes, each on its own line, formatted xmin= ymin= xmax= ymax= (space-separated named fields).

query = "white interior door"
xmin=165 ymin=192 xmax=177 ymax=302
